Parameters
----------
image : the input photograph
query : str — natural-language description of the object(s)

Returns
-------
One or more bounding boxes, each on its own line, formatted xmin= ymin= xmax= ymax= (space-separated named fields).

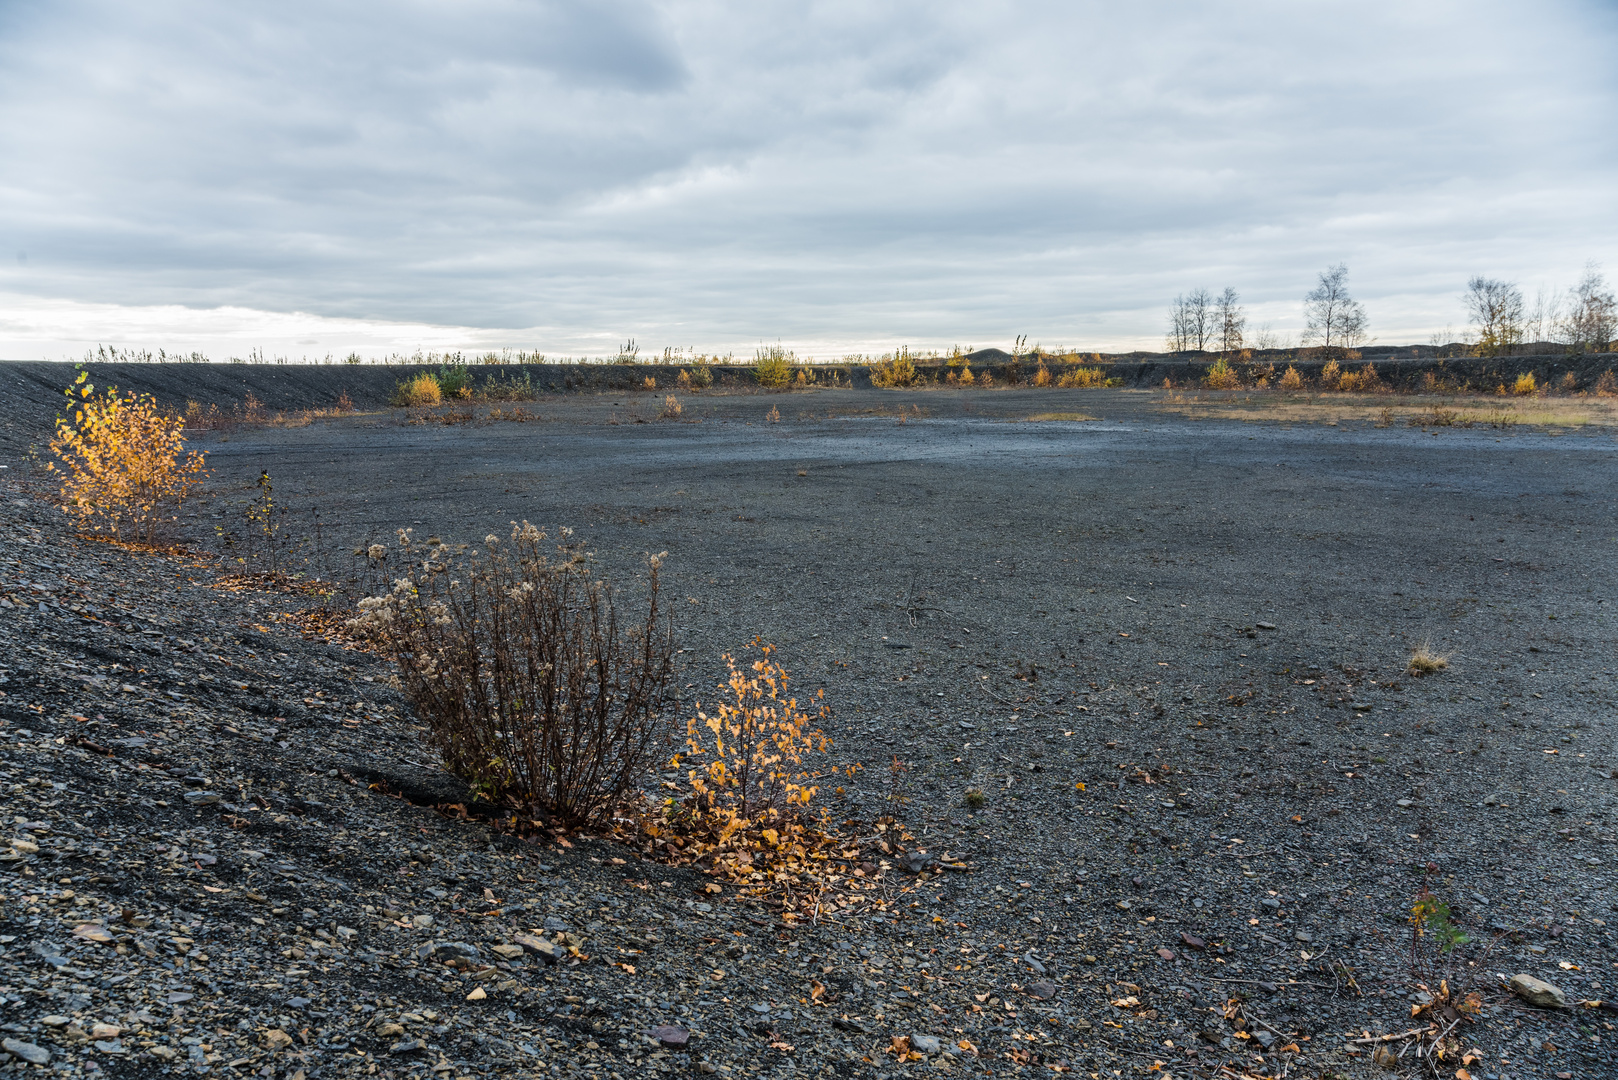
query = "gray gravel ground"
xmin=2 ymin=384 xmax=1617 ymax=1080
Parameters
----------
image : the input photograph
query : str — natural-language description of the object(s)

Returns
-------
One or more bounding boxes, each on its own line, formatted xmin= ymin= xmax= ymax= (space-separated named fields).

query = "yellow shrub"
xmin=48 ymin=372 xmax=208 ymax=543
xmin=1033 ymin=363 xmax=1053 ymax=387
xmin=1596 ymin=370 xmax=1617 ymax=397
xmin=1202 ymin=358 xmax=1240 ymax=390
xmin=679 ymin=642 xmax=830 ymax=820
xmin=1320 ymin=358 xmax=1342 ymax=389
xmin=1336 ymin=363 xmax=1382 ymax=393
xmin=660 ymin=395 xmax=682 ymax=419
xmin=643 ymin=375 xmax=657 ymax=391
xmin=869 ymin=354 xmax=918 ymax=388
xmin=1058 ymin=366 xmax=1108 ymax=388
xmin=1278 ymin=365 xmax=1304 ymax=391
xmin=958 ymin=364 xmax=975 ymax=385
xmin=393 ymin=373 xmax=442 ymax=406
xmin=1513 ymin=372 xmax=1537 ymax=395
xmin=754 ymin=345 xmax=794 ymax=388
xmin=677 ymin=369 xmax=693 ymax=391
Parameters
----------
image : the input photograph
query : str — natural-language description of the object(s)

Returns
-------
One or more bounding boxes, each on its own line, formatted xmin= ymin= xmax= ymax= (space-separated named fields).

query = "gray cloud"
xmin=0 ymin=0 xmax=1614 ymax=352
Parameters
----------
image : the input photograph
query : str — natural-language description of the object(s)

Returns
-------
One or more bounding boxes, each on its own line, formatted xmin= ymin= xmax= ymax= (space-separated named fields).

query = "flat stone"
xmin=391 ymin=1038 xmax=428 ymax=1054
xmin=1295 ymin=931 xmax=1313 ymax=943
xmin=2 ymin=1039 xmax=49 ymax=1064
xmin=421 ymin=941 xmax=480 ymax=962
xmin=649 ymin=1024 xmax=689 ymax=1047
xmin=512 ymin=933 xmax=560 ymax=963
xmin=1509 ymin=974 xmax=1567 ymax=1008
xmin=1155 ymin=947 xmax=1175 ymax=960
xmin=1180 ymin=933 xmax=1206 ymax=950
xmin=1027 ymin=981 xmax=1057 ymax=999
xmin=909 ymin=1034 xmax=942 ymax=1055
xmin=182 ymin=790 xmax=221 ymax=806
xmin=1261 ymin=898 xmax=1280 ymax=911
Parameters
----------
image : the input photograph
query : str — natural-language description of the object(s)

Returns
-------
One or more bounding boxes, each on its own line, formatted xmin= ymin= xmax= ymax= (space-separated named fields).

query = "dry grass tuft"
xmin=660 ymin=394 xmax=682 ymax=420
xmin=1407 ymin=642 xmax=1451 ymax=677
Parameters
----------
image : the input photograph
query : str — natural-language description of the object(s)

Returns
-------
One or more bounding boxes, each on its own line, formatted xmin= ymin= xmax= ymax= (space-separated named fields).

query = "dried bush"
xmin=957 ymin=364 xmax=975 ymax=386
xmin=642 ymin=375 xmax=657 ymax=391
xmin=1596 ymin=370 xmax=1617 ymax=397
xmin=660 ymin=394 xmax=682 ymax=420
xmin=48 ymin=372 xmax=208 ymax=543
xmin=1320 ymin=358 xmax=1342 ymax=389
xmin=353 ymin=524 xmax=674 ymax=826
xmin=1032 ymin=362 xmax=1053 ymax=387
xmin=689 ymin=364 xmax=714 ymax=388
xmin=1278 ymin=365 xmax=1304 ymax=391
xmin=1512 ymin=372 xmax=1538 ymax=395
xmin=676 ymin=369 xmax=692 ymax=391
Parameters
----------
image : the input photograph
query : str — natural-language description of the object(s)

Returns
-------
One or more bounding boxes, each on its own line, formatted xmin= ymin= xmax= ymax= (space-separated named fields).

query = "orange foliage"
xmin=48 ymin=371 xmax=207 ymax=543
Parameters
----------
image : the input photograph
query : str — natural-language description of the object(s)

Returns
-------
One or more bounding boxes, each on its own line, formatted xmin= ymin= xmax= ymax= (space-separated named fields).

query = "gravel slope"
xmin=2 ymin=387 xmax=1617 ymax=1080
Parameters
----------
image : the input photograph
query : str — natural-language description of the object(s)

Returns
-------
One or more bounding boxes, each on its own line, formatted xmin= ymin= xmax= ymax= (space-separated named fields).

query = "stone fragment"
xmin=1509 ymin=974 xmax=1567 ymax=1008
xmin=909 ymin=1034 xmax=942 ymax=1055
xmin=512 ymin=933 xmax=560 ymax=963
xmin=649 ymin=1025 xmax=689 ymax=1047
xmin=391 ymin=1038 xmax=428 ymax=1054
xmin=1156 ymin=947 xmax=1175 ymax=960
xmin=182 ymin=790 xmax=221 ymax=806
xmin=1180 ymin=933 xmax=1206 ymax=950
xmin=1027 ymin=982 xmax=1057 ymax=999
xmin=465 ymin=987 xmax=486 ymax=1001
xmin=1 ymin=1039 xmax=49 ymax=1064
xmin=490 ymin=943 xmax=525 ymax=961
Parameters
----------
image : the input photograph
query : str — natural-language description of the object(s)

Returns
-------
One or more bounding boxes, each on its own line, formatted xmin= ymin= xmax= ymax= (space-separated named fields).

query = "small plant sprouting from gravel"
xmin=352 ymin=523 xmax=675 ymax=828
xmin=630 ymin=641 xmax=899 ymax=921
xmin=964 ymin=786 xmax=986 ymax=808
xmin=1408 ymin=642 xmax=1451 ymax=677
xmin=660 ymin=394 xmax=682 ymax=420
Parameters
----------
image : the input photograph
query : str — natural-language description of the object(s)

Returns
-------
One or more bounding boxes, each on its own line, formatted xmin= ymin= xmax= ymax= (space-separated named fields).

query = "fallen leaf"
xmin=1111 ymin=996 xmax=1141 ymax=1008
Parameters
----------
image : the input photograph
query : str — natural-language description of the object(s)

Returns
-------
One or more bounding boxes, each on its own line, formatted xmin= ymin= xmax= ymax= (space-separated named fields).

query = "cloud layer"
xmin=1 ymin=0 xmax=1615 ymax=357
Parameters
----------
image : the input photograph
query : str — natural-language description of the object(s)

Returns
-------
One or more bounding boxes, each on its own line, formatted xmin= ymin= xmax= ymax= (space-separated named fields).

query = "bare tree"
xmin=1216 ymin=287 xmax=1245 ymax=354
xmin=1524 ymin=287 xmax=1556 ymax=345
xmin=1166 ymin=297 xmax=1188 ymax=351
xmin=1557 ymin=263 xmax=1617 ymax=352
xmin=1166 ymin=289 xmax=1214 ymax=351
xmin=1464 ymin=276 xmax=1524 ymax=357
xmin=1302 ymin=264 xmax=1368 ymax=352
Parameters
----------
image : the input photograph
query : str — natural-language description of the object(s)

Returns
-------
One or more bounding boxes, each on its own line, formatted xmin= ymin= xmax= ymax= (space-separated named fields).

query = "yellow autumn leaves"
xmin=47 ymin=371 xmax=208 ymax=544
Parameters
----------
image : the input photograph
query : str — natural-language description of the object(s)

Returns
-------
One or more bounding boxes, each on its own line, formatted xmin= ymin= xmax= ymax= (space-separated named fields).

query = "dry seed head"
xmin=367 ymin=543 xmax=387 ymax=560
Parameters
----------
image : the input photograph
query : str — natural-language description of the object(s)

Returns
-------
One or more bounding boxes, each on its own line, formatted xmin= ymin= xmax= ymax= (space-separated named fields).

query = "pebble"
xmin=649 ymin=1025 xmax=690 ymax=1047
xmin=1261 ymin=898 xmax=1280 ymax=911
xmin=1 ymin=1039 xmax=49 ymax=1065
xmin=1509 ymin=974 xmax=1568 ymax=1008
xmin=909 ymin=1034 xmax=942 ymax=1055
xmin=182 ymin=790 xmax=221 ymax=806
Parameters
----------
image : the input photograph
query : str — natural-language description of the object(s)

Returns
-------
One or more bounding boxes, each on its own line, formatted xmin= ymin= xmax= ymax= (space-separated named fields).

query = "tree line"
xmin=1167 ymin=263 xmax=1615 ymax=356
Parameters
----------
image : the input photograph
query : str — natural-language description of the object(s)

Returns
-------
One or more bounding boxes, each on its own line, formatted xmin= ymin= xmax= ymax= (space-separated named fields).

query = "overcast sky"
xmin=1 ymin=0 xmax=1615 ymax=360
